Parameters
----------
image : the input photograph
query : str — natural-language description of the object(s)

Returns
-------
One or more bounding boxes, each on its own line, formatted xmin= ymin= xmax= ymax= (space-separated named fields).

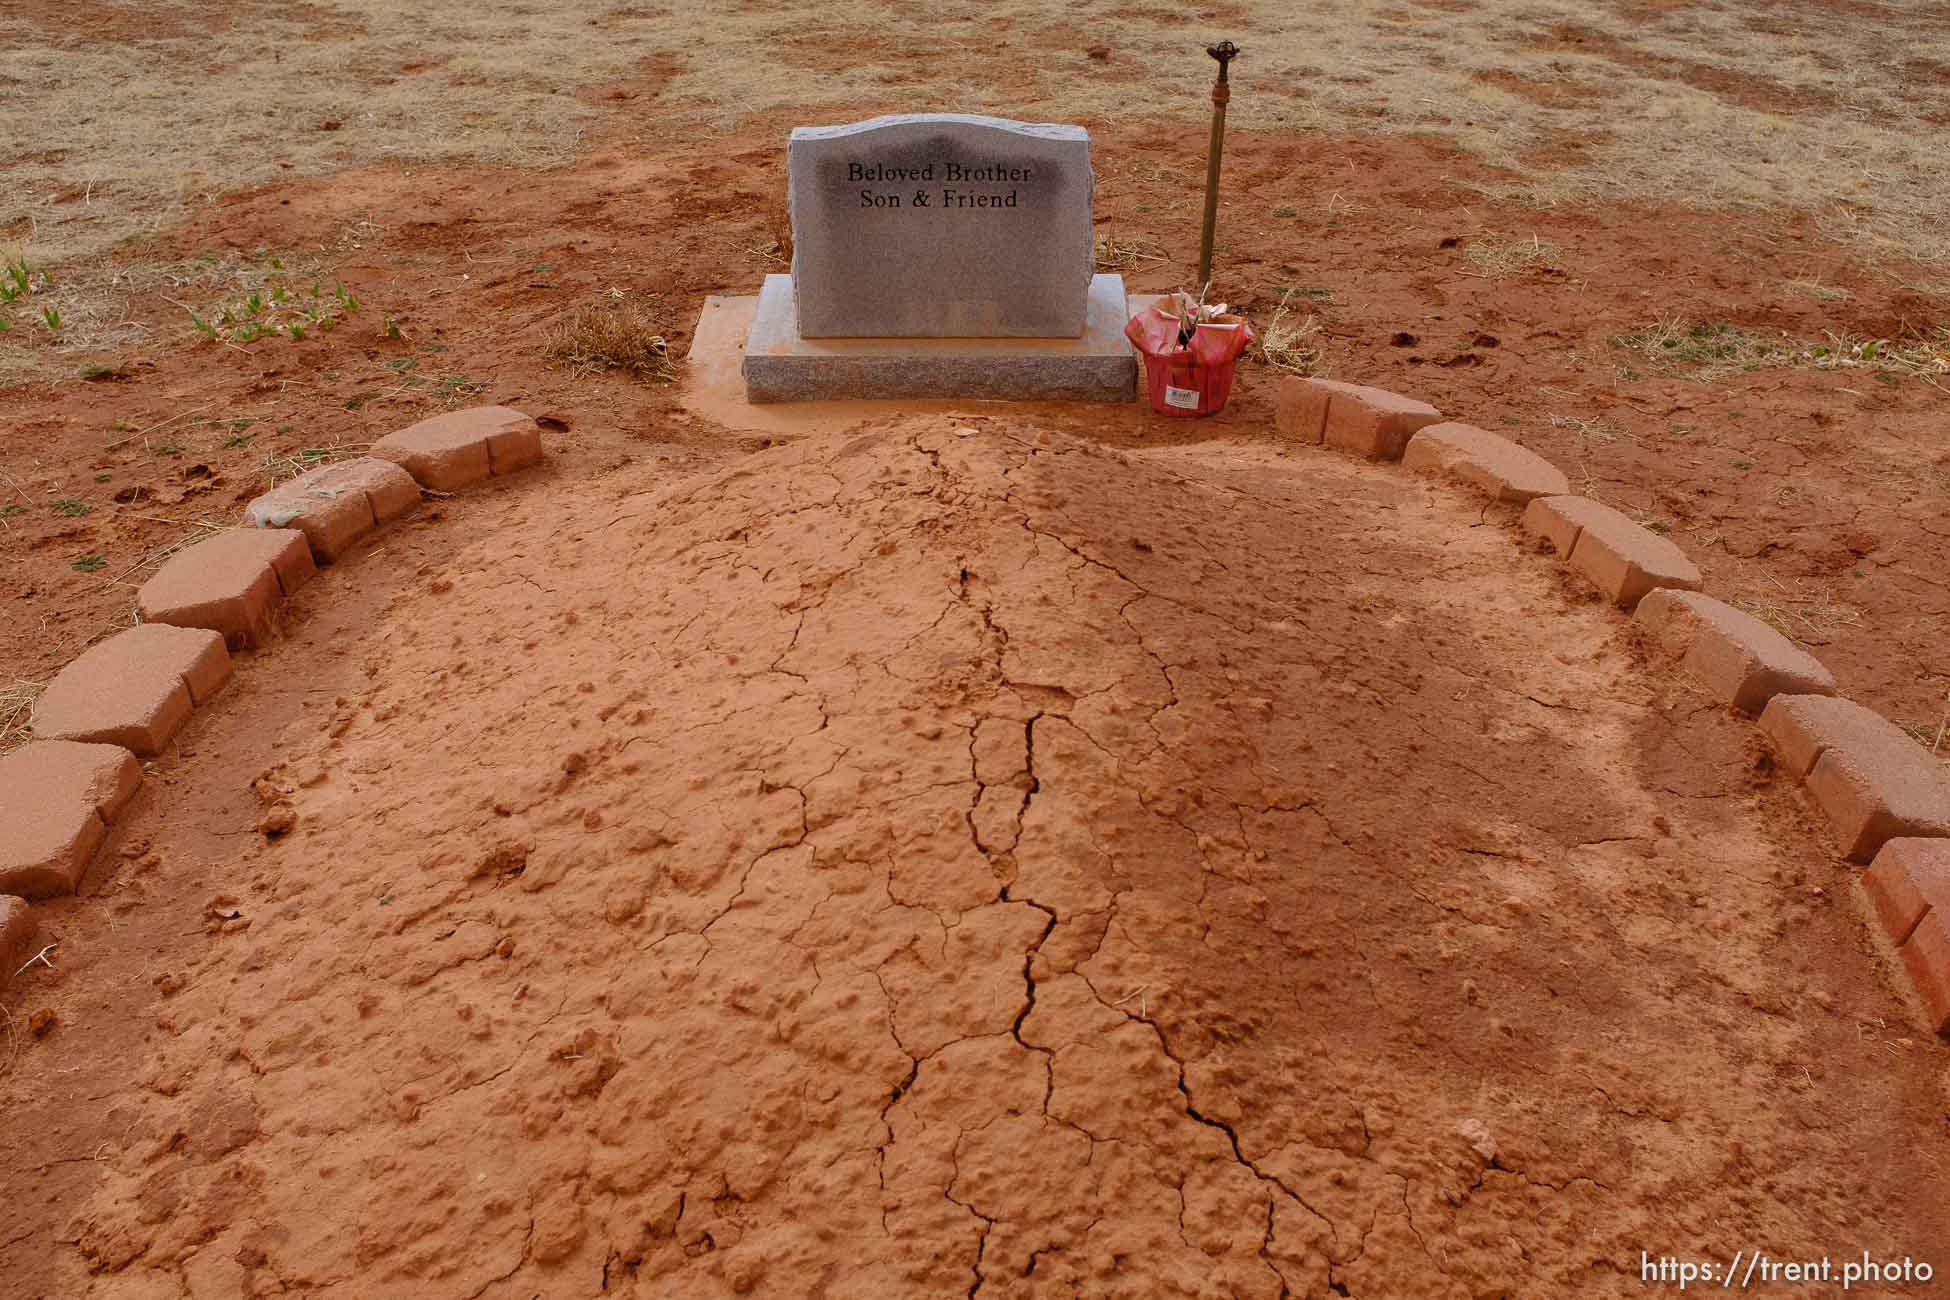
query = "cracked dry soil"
xmin=47 ymin=421 xmax=1950 ymax=1297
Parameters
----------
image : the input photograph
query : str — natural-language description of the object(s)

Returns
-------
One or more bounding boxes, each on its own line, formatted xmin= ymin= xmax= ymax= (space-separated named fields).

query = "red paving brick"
xmin=1807 ymin=736 xmax=1950 ymax=863
xmin=1568 ymin=520 xmax=1701 ymax=609
xmin=373 ymin=405 xmax=543 ymax=490
xmin=1272 ymin=378 xmax=1440 ymax=459
xmin=351 ymin=457 xmax=423 ymax=524
xmin=1863 ymin=838 xmax=1950 ymax=947
xmin=0 ymin=740 xmax=141 ymax=898
xmin=31 ymin=624 xmax=230 ymax=757
xmin=1274 ymin=379 xmax=1334 ymax=443
xmin=1634 ymin=589 xmax=1836 ymax=713
xmin=1898 ymin=912 xmax=1950 ymax=1036
xmin=1520 ymin=496 xmax=1701 ymax=607
xmin=0 ymin=895 xmax=38 ymax=992
xmin=1520 ymin=494 xmax=1592 ymax=557
xmin=246 ymin=457 xmax=420 ymax=562
xmin=247 ymin=468 xmax=376 ymax=563
xmin=486 ymin=416 xmax=545 ymax=475
xmin=1761 ymin=695 xmax=1950 ymax=861
xmin=137 ymin=527 xmax=315 ymax=649
xmin=1402 ymin=422 xmax=1570 ymax=503
xmin=1757 ymin=693 xmax=1869 ymax=778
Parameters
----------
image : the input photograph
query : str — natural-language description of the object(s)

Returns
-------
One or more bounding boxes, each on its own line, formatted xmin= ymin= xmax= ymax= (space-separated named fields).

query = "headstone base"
xmin=742 ymin=274 xmax=1137 ymax=404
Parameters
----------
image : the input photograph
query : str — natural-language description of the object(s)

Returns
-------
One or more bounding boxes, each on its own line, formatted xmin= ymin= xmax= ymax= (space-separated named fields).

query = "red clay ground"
xmin=6 ymin=11 xmax=1950 ymax=1300
xmin=5 ymin=421 xmax=1949 ymax=1297
xmin=5 ymin=119 xmax=1946 ymax=740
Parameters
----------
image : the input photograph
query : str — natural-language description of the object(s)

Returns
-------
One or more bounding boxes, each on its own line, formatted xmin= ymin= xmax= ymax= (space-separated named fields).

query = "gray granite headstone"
xmin=789 ymin=114 xmax=1095 ymax=339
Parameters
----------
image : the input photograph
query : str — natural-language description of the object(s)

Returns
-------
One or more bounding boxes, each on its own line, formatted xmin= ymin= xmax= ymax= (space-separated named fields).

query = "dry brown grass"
xmin=0 ymin=680 xmax=42 ymax=755
xmin=3 ymin=0 xmax=1949 ymax=364
xmin=1457 ymin=233 xmax=1563 ymax=280
xmin=1897 ymin=696 xmax=1950 ymax=769
xmin=1257 ymin=291 xmax=1325 ymax=377
xmin=0 ymin=246 xmax=343 ymax=382
xmin=259 ymin=443 xmax=371 ymax=489
xmin=4 ymin=2 xmax=1947 ymax=265
xmin=1612 ymin=318 xmax=1950 ymax=383
xmin=1781 ymin=278 xmax=1850 ymax=304
xmin=1726 ymin=573 xmax=1863 ymax=645
xmin=2 ymin=4 xmax=639 ymax=267
xmin=1093 ymin=234 xmax=1167 ymax=273
xmin=1548 ymin=413 xmax=1624 ymax=447
xmin=547 ymin=302 xmax=674 ymax=382
xmin=745 ymin=205 xmax=795 ymax=269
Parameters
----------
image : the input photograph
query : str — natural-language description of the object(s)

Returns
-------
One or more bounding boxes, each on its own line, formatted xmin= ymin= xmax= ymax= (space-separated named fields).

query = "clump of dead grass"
xmin=547 ymin=302 xmax=674 ymax=381
xmin=1456 ymin=233 xmax=1562 ymax=279
xmin=1547 ymin=412 xmax=1623 ymax=447
xmin=0 ymin=681 xmax=44 ymax=755
xmin=260 ymin=443 xmax=370 ymax=489
xmin=1899 ymin=714 xmax=1949 ymax=763
xmin=1093 ymin=234 xmax=1167 ymax=273
xmin=1781 ymin=278 xmax=1850 ymax=304
xmin=746 ymin=206 xmax=794 ymax=268
xmin=1258 ymin=290 xmax=1325 ymax=377
xmin=1611 ymin=317 xmax=1950 ymax=383
xmin=1726 ymin=578 xmax=1862 ymax=644
xmin=1897 ymin=693 xmax=1950 ymax=768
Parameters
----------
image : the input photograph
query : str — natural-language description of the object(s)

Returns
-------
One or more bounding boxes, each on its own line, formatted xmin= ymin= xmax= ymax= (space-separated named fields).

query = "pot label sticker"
xmin=1164 ymin=385 xmax=1200 ymax=410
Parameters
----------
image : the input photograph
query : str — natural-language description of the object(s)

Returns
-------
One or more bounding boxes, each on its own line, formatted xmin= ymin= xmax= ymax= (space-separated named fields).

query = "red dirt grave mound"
xmin=34 ymin=421 xmax=1950 ymax=1297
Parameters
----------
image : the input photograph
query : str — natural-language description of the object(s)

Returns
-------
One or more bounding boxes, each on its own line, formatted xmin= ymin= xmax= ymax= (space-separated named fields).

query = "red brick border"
xmin=1403 ymin=422 xmax=1570 ymax=503
xmin=1291 ymin=375 xmax=1950 ymax=1034
xmin=0 ymin=895 xmax=37 ymax=994
xmin=0 ymin=740 xmax=141 ymax=899
xmin=1635 ymin=589 xmax=1836 ymax=714
xmin=372 ymin=406 xmax=547 ymax=490
xmin=1274 ymin=378 xmax=1441 ymax=460
xmin=31 ymin=624 xmax=230 ymax=757
xmin=137 ymin=527 xmax=316 ymax=650
xmin=1521 ymin=496 xmax=1702 ymax=608
xmin=2 ymin=409 xmax=548 ymax=992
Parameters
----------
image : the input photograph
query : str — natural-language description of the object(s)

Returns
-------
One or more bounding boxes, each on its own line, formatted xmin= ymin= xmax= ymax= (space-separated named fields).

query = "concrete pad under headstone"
xmin=688 ymin=293 xmax=1157 ymax=435
xmin=741 ymin=273 xmax=1137 ymax=404
xmin=789 ymin=114 xmax=1094 ymax=338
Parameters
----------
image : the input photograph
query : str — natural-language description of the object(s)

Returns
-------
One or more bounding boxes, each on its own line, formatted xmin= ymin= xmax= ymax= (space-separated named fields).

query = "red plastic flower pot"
xmin=1125 ymin=300 xmax=1255 ymax=419
xmin=1140 ymin=347 xmax=1240 ymax=418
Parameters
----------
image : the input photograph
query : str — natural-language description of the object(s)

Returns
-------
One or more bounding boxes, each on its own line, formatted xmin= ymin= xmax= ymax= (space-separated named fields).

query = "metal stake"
xmin=1196 ymin=40 xmax=1240 ymax=293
